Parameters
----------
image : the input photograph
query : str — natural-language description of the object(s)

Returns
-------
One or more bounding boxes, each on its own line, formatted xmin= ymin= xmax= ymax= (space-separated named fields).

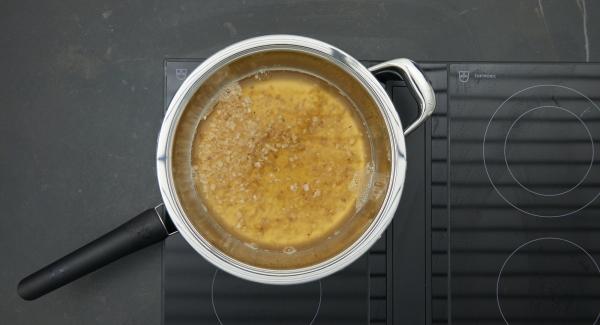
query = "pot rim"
xmin=156 ymin=34 xmax=407 ymax=284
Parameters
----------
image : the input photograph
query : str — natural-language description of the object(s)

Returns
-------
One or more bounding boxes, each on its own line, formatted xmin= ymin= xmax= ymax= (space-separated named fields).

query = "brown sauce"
xmin=191 ymin=70 xmax=369 ymax=249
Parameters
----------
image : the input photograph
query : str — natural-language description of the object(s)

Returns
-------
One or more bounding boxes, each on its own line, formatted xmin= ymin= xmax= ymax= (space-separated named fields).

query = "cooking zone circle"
xmin=503 ymin=105 xmax=594 ymax=197
xmin=211 ymin=269 xmax=322 ymax=325
xmin=496 ymin=237 xmax=600 ymax=325
xmin=483 ymin=85 xmax=600 ymax=217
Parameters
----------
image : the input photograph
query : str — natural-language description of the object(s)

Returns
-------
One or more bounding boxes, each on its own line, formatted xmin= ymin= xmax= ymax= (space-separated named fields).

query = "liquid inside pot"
xmin=191 ymin=69 xmax=372 ymax=250
xmin=172 ymin=49 xmax=393 ymax=269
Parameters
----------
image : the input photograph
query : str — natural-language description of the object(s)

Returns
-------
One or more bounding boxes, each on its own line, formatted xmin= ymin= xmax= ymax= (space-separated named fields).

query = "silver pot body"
xmin=156 ymin=35 xmax=435 ymax=284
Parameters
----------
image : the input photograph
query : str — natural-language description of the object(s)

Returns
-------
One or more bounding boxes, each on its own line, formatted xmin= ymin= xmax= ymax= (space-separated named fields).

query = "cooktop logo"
xmin=175 ymin=68 xmax=188 ymax=81
xmin=458 ymin=70 xmax=470 ymax=83
xmin=458 ymin=70 xmax=497 ymax=83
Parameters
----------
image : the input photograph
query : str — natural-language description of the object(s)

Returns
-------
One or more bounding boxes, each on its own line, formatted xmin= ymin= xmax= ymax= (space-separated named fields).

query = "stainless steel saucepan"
xmin=18 ymin=35 xmax=435 ymax=300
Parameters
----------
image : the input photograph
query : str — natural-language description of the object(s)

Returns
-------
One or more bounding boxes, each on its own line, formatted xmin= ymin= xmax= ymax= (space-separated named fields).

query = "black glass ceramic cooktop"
xmin=435 ymin=63 xmax=600 ymax=325
xmin=163 ymin=60 xmax=600 ymax=325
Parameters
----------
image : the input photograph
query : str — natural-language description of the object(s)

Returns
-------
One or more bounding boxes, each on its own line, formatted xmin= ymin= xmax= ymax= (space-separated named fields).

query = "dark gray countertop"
xmin=1 ymin=0 xmax=598 ymax=324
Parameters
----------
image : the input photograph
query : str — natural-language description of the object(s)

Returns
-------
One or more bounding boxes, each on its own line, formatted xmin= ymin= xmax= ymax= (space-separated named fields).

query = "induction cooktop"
xmin=163 ymin=60 xmax=600 ymax=325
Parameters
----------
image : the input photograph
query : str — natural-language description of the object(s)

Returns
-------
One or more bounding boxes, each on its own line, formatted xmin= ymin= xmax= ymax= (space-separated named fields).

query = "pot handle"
xmin=368 ymin=59 xmax=436 ymax=135
xmin=17 ymin=204 xmax=176 ymax=300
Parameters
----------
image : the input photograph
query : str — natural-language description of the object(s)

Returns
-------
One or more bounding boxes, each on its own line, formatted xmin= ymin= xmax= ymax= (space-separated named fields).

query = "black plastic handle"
xmin=18 ymin=206 xmax=175 ymax=300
